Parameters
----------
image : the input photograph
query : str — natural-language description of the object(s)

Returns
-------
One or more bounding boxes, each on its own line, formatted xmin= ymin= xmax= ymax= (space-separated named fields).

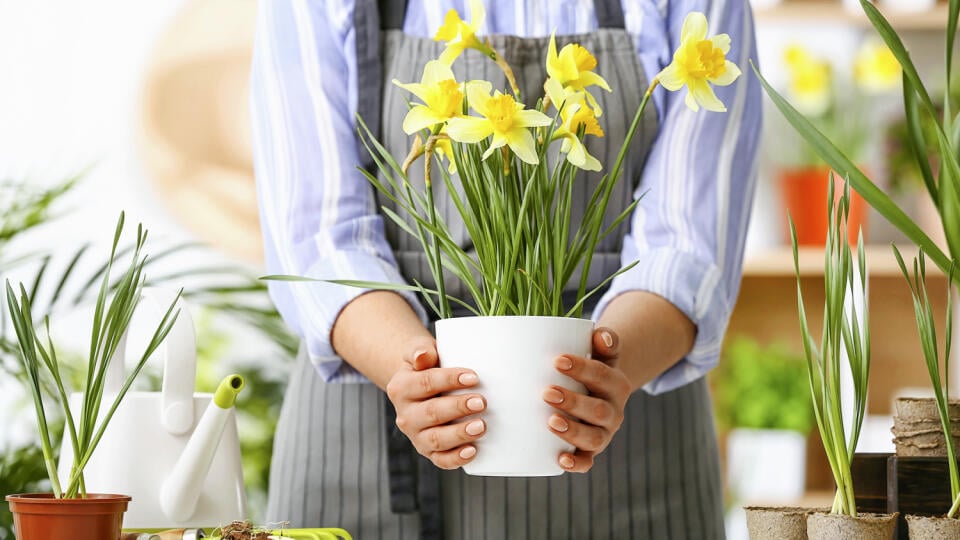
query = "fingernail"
xmin=460 ymin=446 xmax=477 ymax=459
xmin=459 ymin=372 xmax=478 ymax=385
xmin=601 ymin=330 xmax=614 ymax=348
xmin=542 ymin=388 xmax=564 ymax=404
xmin=467 ymin=396 xmax=485 ymax=411
xmin=556 ymin=356 xmax=573 ymax=371
xmin=559 ymin=455 xmax=575 ymax=469
xmin=413 ymin=350 xmax=429 ymax=364
xmin=466 ymin=420 xmax=485 ymax=436
xmin=548 ymin=415 xmax=569 ymax=432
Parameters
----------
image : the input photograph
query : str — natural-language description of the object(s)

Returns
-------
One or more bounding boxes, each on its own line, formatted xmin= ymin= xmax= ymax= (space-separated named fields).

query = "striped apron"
xmin=266 ymin=1 xmax=726 ymax=538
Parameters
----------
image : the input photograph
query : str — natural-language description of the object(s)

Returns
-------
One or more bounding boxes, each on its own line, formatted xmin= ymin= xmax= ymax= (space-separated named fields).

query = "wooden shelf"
xmin=742 ymin=245 xmax=946 ymax=277
xmin=754 ymin=1 xmax=950 ymax=31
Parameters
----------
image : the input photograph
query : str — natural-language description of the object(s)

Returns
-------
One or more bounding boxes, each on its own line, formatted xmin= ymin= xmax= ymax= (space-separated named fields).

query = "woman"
xmin=250 ymin=1 xmax=760 ymax=538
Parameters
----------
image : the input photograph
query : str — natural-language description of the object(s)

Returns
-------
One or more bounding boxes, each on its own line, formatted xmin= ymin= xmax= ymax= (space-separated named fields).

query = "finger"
xmin=542 ymin=386 xmax=621 ymax=429
xmin=558 ymin=450 xmax=596 ymax=473
xmin=555 ymin=354 xmax=630 ymax=400
xmin=388 ymin=367 xmax=479 ymax=402
xmin=547 ymin=413 xmax=609 ymax=454
xmin=591 ymin=327 xmax=620 ymax=361
xmin=429 ymin=444 xmax=479 ymax=470
xmin=405 ymin=338 xmax=440 ymax=371
xmin=405 ymin=393 xmax=486 ymax=432
xmin=414 ymin=418 xmax=486 ymax=455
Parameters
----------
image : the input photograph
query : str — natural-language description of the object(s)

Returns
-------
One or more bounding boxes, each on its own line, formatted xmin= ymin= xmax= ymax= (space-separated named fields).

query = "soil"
xmin=218 ymin=521 xmax=273 ymax=540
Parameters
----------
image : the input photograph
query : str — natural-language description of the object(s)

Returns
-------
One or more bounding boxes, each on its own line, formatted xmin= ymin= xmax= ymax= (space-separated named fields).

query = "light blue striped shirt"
xmin=250 ymin=0 xmax=761 ymax=394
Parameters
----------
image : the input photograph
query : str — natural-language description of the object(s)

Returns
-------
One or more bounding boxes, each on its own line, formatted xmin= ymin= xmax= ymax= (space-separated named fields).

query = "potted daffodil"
xmin=268 ymin=3 xmax=743 ymax=476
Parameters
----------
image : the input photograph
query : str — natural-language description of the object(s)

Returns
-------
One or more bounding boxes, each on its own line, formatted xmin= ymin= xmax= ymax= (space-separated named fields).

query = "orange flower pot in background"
xmin=780 ymin=165 xmax=868 ymax=246
xmin=5 ymin=493 xmax=131 ymax=540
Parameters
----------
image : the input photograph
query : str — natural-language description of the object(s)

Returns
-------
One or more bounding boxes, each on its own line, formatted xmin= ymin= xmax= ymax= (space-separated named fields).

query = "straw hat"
xmin=139 ymin=0 xmax=261 ymax=262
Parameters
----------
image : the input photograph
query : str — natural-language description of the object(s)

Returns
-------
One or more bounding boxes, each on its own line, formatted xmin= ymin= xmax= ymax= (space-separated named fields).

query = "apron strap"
xmin=354 ymin=0 xmax=382 ymax=174
xmin=595 ymin=0 xmax=626 ymax=29
xmin=379 ymin=0 xmax=408 ymax=30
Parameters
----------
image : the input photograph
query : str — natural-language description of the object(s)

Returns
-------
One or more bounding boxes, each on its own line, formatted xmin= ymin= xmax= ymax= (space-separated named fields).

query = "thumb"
xmin=592 ymin=327 xmax=620 ymax=362
xmin=406 ymin=336 xmax=439 ymax=371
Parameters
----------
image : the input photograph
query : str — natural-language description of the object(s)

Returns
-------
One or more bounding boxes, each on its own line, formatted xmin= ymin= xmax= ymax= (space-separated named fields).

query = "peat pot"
xmin=807 ymin=511 xmax=899 ymax=540
xmin=744 ymin=506 xmax=815 ymax=540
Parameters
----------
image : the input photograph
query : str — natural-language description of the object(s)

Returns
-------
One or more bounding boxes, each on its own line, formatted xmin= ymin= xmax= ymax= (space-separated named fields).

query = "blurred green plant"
xmin=885 ymin=82 xmax=960 ymax=195
xmin=0 ymin=176 xmax=297 ymax=530
xmin=711 ymin=336 xmax=814 ymax=435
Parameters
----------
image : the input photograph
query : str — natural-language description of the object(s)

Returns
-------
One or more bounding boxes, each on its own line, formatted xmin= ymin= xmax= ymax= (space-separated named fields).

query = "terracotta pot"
xmin=906 ymin=514 xmax=960 ymax=538
xmin=6 ymin=493 xmax=131 ymax=540
xmin=892 ymin=398 xmax=960 ymax=457
xmin=743 ymin=506 xmax=817 ymax=539
xmin=806 ymin=511 xmax=898 ymax=540
xmin=780 ymin=166 xmax=868 ymax=246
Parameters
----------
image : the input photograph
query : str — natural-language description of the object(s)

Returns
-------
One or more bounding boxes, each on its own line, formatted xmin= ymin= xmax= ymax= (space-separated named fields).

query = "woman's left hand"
xmin=542 ymin=327 xmax=631 ymax=473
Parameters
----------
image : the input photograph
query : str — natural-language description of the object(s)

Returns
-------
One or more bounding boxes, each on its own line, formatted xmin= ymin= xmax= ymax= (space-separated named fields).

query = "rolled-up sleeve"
xmin=250 ymin=0 xmax=427 ymax=383
xmin=594 ymin=0 xmax=762 ymax=395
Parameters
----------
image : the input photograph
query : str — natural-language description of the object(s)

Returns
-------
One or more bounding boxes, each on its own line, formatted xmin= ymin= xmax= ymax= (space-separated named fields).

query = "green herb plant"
xmin=893 ymin=247 xmax=960 ymax=518
xmin=792 ymin=178 xmax=870 ymax=517
xmin=5 ymin=213 xmax=181 ymax=499
xmin=711 ymin=336 xmax=814 ymax=435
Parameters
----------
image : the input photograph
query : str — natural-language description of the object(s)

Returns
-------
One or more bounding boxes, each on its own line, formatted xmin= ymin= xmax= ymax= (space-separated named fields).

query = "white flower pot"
xmin=436 ymin=316 xmax=593 ymax=476
xmin=727 ymin=428 xmax=807 ymax=503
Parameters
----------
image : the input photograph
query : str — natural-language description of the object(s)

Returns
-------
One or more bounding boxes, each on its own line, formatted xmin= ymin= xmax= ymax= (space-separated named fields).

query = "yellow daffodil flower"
xmin=546 ymin=32 xmax=611 ymax=115
xmin=434 ymin=0 xmax=494 ymax=65
xmin=855 ymin=38 xmax=900 ymax=95
xmin=392 ymin=60 xmax=481 ymax=134
xmin=783 ymin=44 xmax=832 ymax=117
xmin=657 ymin=12 xmax=741 ymax=113
xmin=446 ymin=84 xmax=552 ymax=165
xmin=431 ymin=133 xmax=458 ymax=174
xmin=544 ymin=78 xmax=603 ymax=171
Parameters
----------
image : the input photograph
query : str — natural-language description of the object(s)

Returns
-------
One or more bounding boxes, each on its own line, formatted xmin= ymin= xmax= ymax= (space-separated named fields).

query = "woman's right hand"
xmin=386 ymin=337 xmax=487 ymax=469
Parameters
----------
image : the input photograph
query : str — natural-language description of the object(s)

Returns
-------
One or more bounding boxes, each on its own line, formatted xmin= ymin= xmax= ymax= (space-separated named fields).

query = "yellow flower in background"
xmin=544 ymin=78 xmax=603 ymax=171
xmin=446 ymin=84 xmax=552 ymax=164
xmin=657 ymin=12 xmax=741 ymax=113
xmin=392 ymin=60 xmax=475 ymax=134
xmin=855 ymin=39 xmax=900 ymax=95
xmin=546 ymin=32 xmax=611 ymax=115
xmin=434 ymin=0 xmax=493 ymax=65
xmin=783 ymin=44 xmax=832 ymax=117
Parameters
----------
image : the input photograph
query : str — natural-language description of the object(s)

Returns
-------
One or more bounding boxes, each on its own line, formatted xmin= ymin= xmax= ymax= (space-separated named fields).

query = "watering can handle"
xmin=104 ymin=287 xmax=197 ymax=435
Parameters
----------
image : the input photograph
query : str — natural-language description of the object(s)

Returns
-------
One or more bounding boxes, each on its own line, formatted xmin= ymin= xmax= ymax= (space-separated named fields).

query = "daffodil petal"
xmin=434 ymin=10 xmax=461 ymax=41
xmin=468 ymin=0 xmax=486 ymax=32
xmin=657 ymin=64 xmax=685 ymax=91
xmin=392 ymin=80 xmax=431 ymax=104
xmin=438 ymin=44 xmax=464 ymax=66
xmin=681 ymin=12 xmax=708 ymax=43
xmin=709 ymin=34 xmax=731 ymax=55
xmin=556 ymin=46 xmax=581 ymax=84
xmin=546 ymin=32 xmax=561 ymax=81
xmin=446 ymin=116 xmax=494 ymax=143
xmin=482 ymin=134 xmax=508 ymax=160
xmin=544 ymin=77 xmax=565 ymax=109
xmin=514 ymin=109 xmax=553 ymax=128
xmin=710 ymin=60 xmax=741 ymax=86
xmin=402 ymin=106 xmax=444 ymax=134
xmin=504 ymin=128 xmax=539 ymax=164
xmin=578 ymin=71 xmax=612 ymax=92
xmin=584 ymin=91 xmax=603 ymax=118
xmin=421 ymin=60 xmax=456 ymax=86
xmin=684 ymin=91 xmax=701 ymax=112
xmin=690 ymin=79 xmax=726 ymax=112
xmin=465 ymin=81 xmax=493 ymax=111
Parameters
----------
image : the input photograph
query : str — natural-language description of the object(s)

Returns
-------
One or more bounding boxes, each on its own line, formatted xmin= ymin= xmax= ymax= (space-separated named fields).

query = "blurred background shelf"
xmin=754 ymin=1 xmax=950 ymax=31
xmin=743 ymin=245 xmax=946 ymax=277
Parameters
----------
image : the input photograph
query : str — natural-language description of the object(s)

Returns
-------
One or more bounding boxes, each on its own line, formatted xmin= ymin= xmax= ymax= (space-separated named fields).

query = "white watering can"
xmin=58 ymin=288 xmax=247 ymax=528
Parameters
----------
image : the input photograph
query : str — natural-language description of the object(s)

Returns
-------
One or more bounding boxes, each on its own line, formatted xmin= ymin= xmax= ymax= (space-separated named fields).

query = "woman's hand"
xmin=542 ymin=327 xmax=631 ymax=473
xmin=385 ymin=337 xmax=488 ymax=469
